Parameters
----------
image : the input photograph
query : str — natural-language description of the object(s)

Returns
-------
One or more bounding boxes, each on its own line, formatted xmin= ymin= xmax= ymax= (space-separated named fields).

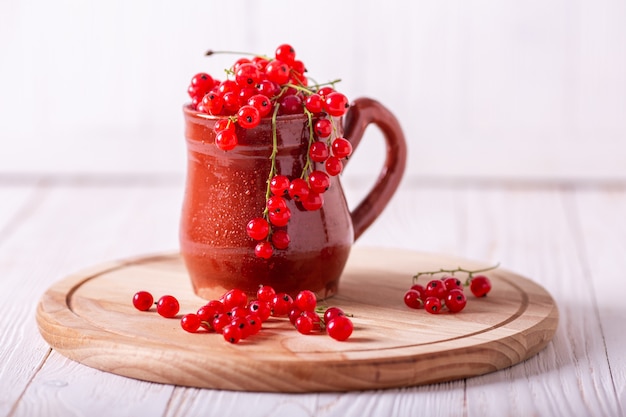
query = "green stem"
xmin=412 ymin=263 xmax=500 ymax=284
xmin=263 ymin=103 xmax=281 ymax=218
xmin=301 ymin=108 xmax=316 ymax=179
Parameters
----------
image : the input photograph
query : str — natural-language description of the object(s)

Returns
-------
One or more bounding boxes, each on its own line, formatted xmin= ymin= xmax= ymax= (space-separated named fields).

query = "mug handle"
xmin=343 ymin=97 xmax=407 ymax=241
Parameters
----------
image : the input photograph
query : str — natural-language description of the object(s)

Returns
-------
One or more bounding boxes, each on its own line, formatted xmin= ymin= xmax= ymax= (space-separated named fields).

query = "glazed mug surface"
xmin=180 ymin=97 xmax=406 ymax=299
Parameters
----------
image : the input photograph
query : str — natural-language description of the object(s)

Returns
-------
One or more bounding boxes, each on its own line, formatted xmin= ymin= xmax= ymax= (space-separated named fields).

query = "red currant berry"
xmin=222 ymin=324 xmax=242 ymax=344
xmin=247 ymin=94 xmax=272 ymax=118
xmin=292 ymin=59 xmax=306 ymax=76
xmin=196 ymin=305 xmax=219 ymax=330
xmin=156 ymin=295 xmax=180 ymax=318
xmin=295 ymin=315 xmax=314 ymax=335
xmin=201 ymin=92 xmax=224 ymax=115
xmin=215 ymin=129 xmax=238 ymax=151
xmin=267 ymin=195 xmax=288 ymax=211
xmin=271 ymin=229 xmax=290 ymax=249
xmin=271 ymin=293 xmax=294 ymax=317
xmin=317 ymin=86 xmax=334 ymax=99
xmin=236 ymin=105 xmax=260 ymax=129
xmin=470 ymin=275 xmax=492 ymax=297
xmin=411 ymin=283 xmax=426 ymax=294
xmin=189 ymin=73 xmax=215 ymax=98
xmin=288 ymin=306 xmax=303 ymax=325
xmin=257 ymin=79 xmax=280 ymax=98
xmin=257 ymin=285 xmax=276 ymax=303
xmin=212 ymin=313 xmax=231 ymax=334
xmin=246 ymin=314 xmax=263 ymax=336
xmin=132 ymin=291 xmax=154 ymax=311
xmin=309 ymin=141 xmax=329 ymax=162
xmin=180 ymin=313 xmax=201 ymax=333
xmin=308 ymin=171 xmax=330 ymax=193
xmin=232 ymin=57 xmax=252 ymax=72
xmin=425 ymin=279 xmax=447 ymax=300
xmin=252 ymin=56 xmax=269 ymax=70
xmin=248 ymin=300 xmax=271 ymax=322
xmin=324 ymin=92 xmax=349 ymax=117
xmin=265 ymin=59 xmax=290 ymax=85
xmin=218 ymin=79 xmax=239 ymax=94
xmin=268 ymin=206 xmax=291 ymax=227
xmin=404 ymin=289 xmax=423 ymax=309
xmin=246 ymin=217 xmax=269 ymax=240
xmin=446 ymin=289 xmax=467 ymax=313
xmin=288 ymin=178 xmax=310 ymax=201
xmin=235 ymin=63 xmax=261 ymax=87
xmin=324 ymin=156 xmax=343 ymax=176
xmin=214 ymin=118 xmax=235 ymax=133
xmin=301 ymin=191 xmax=324 ymax=211
xmin=301 ymin=310 xmax=322 ymax=331
xmin=278 ymin=94 xmax=303 ymax=115
xmin=323 ymin=307 xmax=345 ymax=323
xmin=424 ymin=297 xmax=442 ymax=314
xmin=442 ymin=276 xmax=463 ymax=293
xmin=222 ymin=288 xmax=248 ymax=310
xmin=326 ymin=315 xmax=353 ymax=341
xmin=270 ymin=175 xmax=290 ymax=196
xmin=275 ymin=44 xmax=296 ymax=65
xmin=305 ymin=94 xmax=323 ymax=113
xmin=331 ymin=137 xmax=353 ymax=159
xmin=255 ymin=241 xmax=273 ymax=259
xmin=230 ymin=316 xmax=251 ymax=339
xmin=222 ymin=91 xmax=242 ymax=114
xmin=294 ymin=290 xmax=317 ymax=312
xmin=239 ymin=86 xmax=257 ymax=103
xmin=314 ymin=119 xmax=333 ymax=138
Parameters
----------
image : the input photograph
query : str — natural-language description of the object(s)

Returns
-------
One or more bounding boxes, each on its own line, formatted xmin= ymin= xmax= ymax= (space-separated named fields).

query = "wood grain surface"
xmin=36 ymin=247 xmax=558 ymax=392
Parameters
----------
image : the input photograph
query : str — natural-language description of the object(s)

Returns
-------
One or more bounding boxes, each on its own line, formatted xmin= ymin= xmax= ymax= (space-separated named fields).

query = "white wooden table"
xmin=1 ymin=174 xmax=624 ymax=417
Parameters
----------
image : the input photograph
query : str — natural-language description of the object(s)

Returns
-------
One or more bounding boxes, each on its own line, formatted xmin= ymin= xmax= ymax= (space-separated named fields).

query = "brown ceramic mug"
xmin=180 ymin=98 xmax=406 ymax=299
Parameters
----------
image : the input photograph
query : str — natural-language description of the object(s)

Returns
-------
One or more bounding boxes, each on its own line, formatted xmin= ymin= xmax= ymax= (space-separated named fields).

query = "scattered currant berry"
xmin=294 ymin=290 xmax=317 ymax=312
xmin=442 ymin=276 xmax=463 ymax=292
xmin=470 ymin=275 xmax=492 ymax=297
xmin=180 ymin=313 xmax=202 ymax=333
xmin=446 ymin=289 xmax=467 ymax=313
xmin=248 ymin=300 xmax=271 ymax=322
xmin=222 ymin=324 xmax=242 ymax=344
xmin=295 ymin=315 xmax=314 ymax=335
xmin=323 ymin=307 xmax=345 ymax=323
xmin=222 ymin=288 xmax=248 ymax=310
xmin=212 ymin=313 xmax=231 ymax=334
xmin=424 ymin=297 xmax=442 ymax=314
xmin=256 ymin=285 xmax=276 ymax=303
xmin=132 ymin=291 xmax=154 ymax=311
xmin=156 ymin=295 xmax=180 ymax=318
xmin=326 ymin=315 xmax=353 ymax=341
xmin=404 ymin=289 xmax=423 ymax=309
xmin=425 ymin=279 xmax=447 ymax=300
xmin=271 ymin=293 xmax=294 ymax=316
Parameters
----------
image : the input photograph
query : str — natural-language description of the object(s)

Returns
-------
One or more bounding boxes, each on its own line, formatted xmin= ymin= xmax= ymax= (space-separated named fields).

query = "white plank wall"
xmin=1 ymin=0 xmax=625 ymax=181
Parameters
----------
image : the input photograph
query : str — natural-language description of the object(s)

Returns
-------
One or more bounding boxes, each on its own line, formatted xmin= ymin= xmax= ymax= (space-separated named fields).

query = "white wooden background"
xmin=1 ymin=0 xmax=625 ymax=182
xmin=2 ymin=1 xmax=626 ymax=416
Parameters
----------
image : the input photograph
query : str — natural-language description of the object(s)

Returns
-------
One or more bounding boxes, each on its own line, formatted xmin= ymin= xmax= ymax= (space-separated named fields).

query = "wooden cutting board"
xmin=36 ymin=247 xmax=558 ymax=392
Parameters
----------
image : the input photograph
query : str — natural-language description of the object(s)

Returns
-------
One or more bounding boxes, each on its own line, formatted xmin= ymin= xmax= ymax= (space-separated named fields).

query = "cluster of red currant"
xmin=403 ymin=265 xmax=497 ymax=314
xmin=187 ymin=44 xmax=353 ymax=259
xmin=132 ymin=285 xmax=353 ymax=343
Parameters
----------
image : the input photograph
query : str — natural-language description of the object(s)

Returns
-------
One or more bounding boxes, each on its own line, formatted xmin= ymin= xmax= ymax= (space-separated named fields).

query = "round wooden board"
xmin=36 ymin=247 xmax=558 ymax=393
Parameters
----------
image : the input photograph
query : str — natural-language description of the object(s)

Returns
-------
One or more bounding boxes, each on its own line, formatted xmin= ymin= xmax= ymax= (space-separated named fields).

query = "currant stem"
xmin=263 ymin=103 xmax=281 ymax=218
xmin=301 ymin=108 xmax=316 ymax=178
xmin=205 ymin=49 xmax=269 ymax=59
xmin=412 ymin=263 xmax=500 ymax=284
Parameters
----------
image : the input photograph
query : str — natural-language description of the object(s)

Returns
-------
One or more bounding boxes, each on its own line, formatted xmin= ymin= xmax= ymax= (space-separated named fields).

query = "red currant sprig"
xmin=132 ymin=285 xmax=354 ymax=343
xmin=190 ymin=44 xmax=353 ymax=259
xmin=404 ymin=263 xmax=499 ymax=314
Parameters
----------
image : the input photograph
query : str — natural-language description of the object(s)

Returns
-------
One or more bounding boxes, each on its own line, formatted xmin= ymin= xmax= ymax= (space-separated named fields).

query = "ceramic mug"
xmin=180 ymin=97 xmax=406 ymax=299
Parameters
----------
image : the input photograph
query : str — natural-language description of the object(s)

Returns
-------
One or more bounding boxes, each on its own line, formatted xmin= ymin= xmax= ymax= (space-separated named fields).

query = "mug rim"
xmin=183 ymin=103 xmax=313 ymax=123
